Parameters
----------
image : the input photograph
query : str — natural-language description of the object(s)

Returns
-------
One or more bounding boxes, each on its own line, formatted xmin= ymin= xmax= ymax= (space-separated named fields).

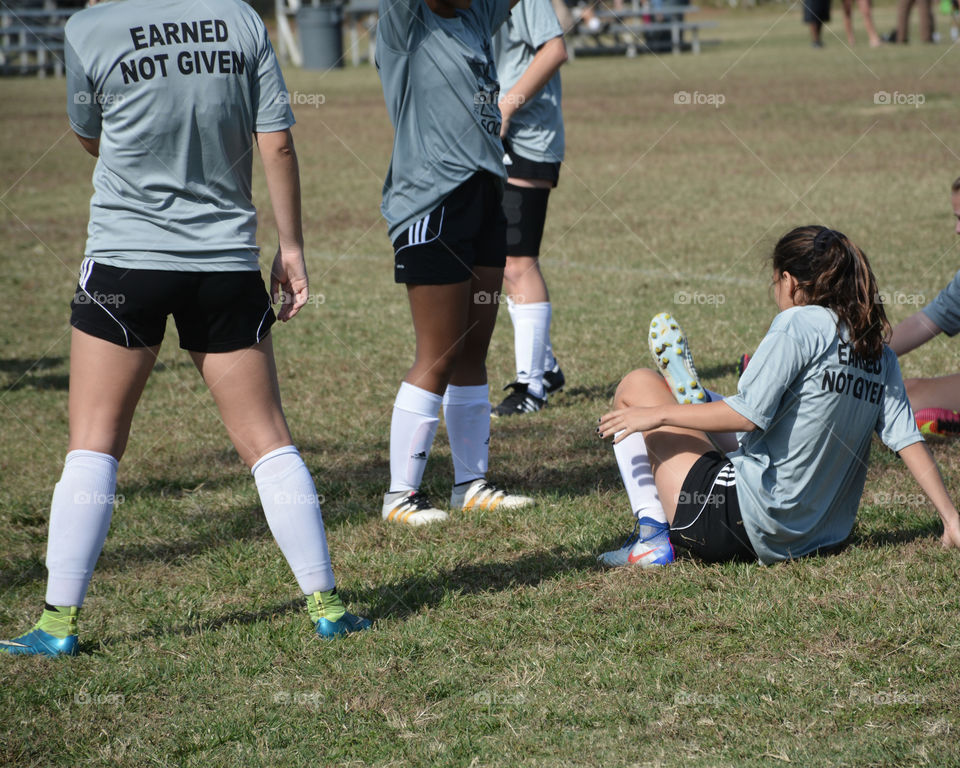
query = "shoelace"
xmin=621 ymin=519 xmax=642 ymax=549
xmin=403 ymin=491 xmax=434 ymax=511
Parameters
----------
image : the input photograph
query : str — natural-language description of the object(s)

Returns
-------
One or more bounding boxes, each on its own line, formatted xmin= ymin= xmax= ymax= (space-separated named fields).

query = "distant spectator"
xmin=841 ymin=0 xmax=882 ymax=46
xmin=803 ymin=0 xmax=831 ymax=47
xmin=894 ymin=0 xmax=935 ymax=41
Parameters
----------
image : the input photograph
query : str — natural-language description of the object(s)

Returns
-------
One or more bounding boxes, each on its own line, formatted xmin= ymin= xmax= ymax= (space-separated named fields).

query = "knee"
xmin=503 ymin=257 xmax=537 ymax=289
xmin=614 ymin=368 xmax=665 ymax=408
xmin=903 ymin=377 xmax=923 ymax=401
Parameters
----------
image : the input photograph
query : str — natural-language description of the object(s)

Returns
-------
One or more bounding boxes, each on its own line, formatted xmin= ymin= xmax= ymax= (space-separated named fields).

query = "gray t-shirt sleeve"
xmin=876 ymin=348 xmax=924 ymax=451
xmin=252 ymin=24 xmax=295 ymax=132
xmin=65 ymin=35 xmax=100 ymax=139
xmin=724 ymin=330 xmax=808 ymax=431
xmin=377 ymin=0 xmax=423 ymax=50
xmin=514 ymin=0 xmax=563 ymax=48
xmin=921 ymin=269 xmax=960 ymax=337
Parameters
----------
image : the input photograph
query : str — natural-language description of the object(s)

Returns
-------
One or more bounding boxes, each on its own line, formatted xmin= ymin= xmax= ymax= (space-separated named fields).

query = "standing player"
xmin=492 ymin=0 xmax=569 ymax=417
xmin=1 ymin=0 xmax=368 ymax=657
xmin=596 ymin=226 xmax=960 ymax=567
xmin=376 ymin=0 xmax=535 ymax=524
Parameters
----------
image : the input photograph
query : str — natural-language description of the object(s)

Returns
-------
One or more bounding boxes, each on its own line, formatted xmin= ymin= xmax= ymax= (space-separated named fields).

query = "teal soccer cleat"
xmin=648 ymin=312 xmax=707 ymax=404
xmin=315 ymin=612 xmax=372 ymax=638
xmin=0 ymin=628 xmax=79 ymax=657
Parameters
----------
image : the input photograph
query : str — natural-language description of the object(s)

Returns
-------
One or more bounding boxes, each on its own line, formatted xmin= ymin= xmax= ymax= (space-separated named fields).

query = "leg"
xmin=919 ymin=0 xmax=933 ymax=40
xmin=68 ymin=328 xmax=158 ymax=458
xmin=405 ymin=281 xmax=472 ymax=394
xmin=503 ymin=255 xmax=549 ymax=304
xmin=2 ymin=330 xmax=159 ymax=654
xmin=191 ymin=337 xmax=368 ymax=633
xmin=896 ymin=0 xmax=913 ymax=41
xmin=858 ymin=0 xmax=883 ymax=45
xmin=51 ymin=329 xmax=157 ymax=604
xmin=614 ymin=368 xmax=715 ymax=524
xmin=189 ymin=336 xmax=292 ymax=469
xmin=450 ymin=266 xmax=502 ymax=386
xmin=904 ymin=374 xmax=960 ymax=412
xmin=842 ymin=0 xmax=856 ymax=44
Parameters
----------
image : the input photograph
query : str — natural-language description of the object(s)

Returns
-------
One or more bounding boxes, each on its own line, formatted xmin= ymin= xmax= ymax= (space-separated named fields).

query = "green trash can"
xmin=298 ymin=4 xmax=344 ymax=70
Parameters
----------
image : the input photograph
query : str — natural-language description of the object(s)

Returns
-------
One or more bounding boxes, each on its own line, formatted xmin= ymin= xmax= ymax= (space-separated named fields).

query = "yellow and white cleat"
xmin=648 ymin=312 xmax=707 ymax=405
xmin=382 ymin=490 xmax=449 ymax=525
xmin=450 ymin=478 xmax=534 ymax=511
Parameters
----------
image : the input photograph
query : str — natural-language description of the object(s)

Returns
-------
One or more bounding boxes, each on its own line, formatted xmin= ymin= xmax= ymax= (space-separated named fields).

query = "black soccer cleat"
xmin=492 ymin=382 xmax=546 ymax=417
xmin=542 ymin=362 xmax=565 ymax=395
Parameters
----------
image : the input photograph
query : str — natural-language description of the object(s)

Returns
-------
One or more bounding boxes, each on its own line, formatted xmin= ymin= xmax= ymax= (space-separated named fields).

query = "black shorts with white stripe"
xmin=70 ymin=258 xmax=275 ymax=352
xmin=669 ymin=451 xmax=757 ymax=562
xmin=392 ymin=172 xmax=507 ymax=285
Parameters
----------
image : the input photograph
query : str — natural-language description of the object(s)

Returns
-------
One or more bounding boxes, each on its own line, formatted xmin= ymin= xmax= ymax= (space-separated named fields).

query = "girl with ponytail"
xmin=594 ymin=225 xmax=960 ymax=568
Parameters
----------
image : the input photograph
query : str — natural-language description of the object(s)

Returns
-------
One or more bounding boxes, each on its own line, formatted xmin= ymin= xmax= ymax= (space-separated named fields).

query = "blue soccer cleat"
xmin=648 ymin=312 xmax=708 ymax=404
xmin=598 ymin=516 xmax=675 ymax=568
xmin=315 ymin=612 xmax=372 ymax=638
xmin=0 ymin=628 xmax=79 ymax=657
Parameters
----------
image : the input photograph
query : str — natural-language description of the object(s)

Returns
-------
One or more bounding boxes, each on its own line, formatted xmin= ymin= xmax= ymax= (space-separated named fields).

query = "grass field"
xmin=2 ymin=3 xmax=960 ymax=766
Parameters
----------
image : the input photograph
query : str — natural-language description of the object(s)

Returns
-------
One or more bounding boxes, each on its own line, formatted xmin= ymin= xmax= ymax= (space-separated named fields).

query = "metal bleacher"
xmin=1 ymin=0 xmax=83 ymax=77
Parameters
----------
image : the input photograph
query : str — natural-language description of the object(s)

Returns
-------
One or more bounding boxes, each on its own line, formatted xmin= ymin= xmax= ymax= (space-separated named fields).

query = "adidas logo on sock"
xmin=411 ymin=451 xmax=427 ymax=460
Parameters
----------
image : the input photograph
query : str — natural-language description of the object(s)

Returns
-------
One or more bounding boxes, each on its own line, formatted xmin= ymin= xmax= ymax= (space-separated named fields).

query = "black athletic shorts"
xmin=70 ymin=257 xmax=276 ymax=352
xmin=669 ymin=451 xmax=758 ymax=562
xmin=802 ymin=0 xmax=830 ymax=23
xmin=503 ymin=140 xmax=561 ymax=186
xmin=392 ymin=172 xmax=507 ymax=285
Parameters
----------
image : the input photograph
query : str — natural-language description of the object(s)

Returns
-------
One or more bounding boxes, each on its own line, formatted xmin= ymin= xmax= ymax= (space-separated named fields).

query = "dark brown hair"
xmin=771 ymin=226 xmax=890 ymax=362
xmin=951 ymin=176 xmax=960 ymax=193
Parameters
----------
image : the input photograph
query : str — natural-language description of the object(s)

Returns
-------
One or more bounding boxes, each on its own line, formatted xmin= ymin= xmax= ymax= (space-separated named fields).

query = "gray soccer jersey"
xmin=723 ymin=305 xmax=922 ymax=564
xmin=922 ymin=268 xmax=960 ymax=336
xmin=65 ymin=0 xmax=294 ymax=271
xmin=493 ymin=0 xmax=564 ymax=164
xmin=376 ymin=0 xmax=512 ymax=242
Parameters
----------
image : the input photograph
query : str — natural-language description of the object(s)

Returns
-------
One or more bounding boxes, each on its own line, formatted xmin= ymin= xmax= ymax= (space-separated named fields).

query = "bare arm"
xmin=500 ymin=36 xmax=567 ymax=137
xmin=898 ymin=441 xmax=960 ymax=549
xmin=598 ymin=400 xmax=756 ymax=443
xmin=889 ymin=311 xmax=942 ymax=356
xmin=255 ymin=128 xmax=307 ymax=322
xmin=75 ymin=133 xmax=99 ymax=157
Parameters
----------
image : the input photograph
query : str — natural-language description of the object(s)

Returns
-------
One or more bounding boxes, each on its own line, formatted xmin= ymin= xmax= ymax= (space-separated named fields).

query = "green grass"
xmin=2 ymin=5 xmax=960 ymax=766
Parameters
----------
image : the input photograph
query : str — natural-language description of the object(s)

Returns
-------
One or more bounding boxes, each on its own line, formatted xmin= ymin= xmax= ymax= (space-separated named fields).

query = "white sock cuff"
xmin=511 ymin=301 xmax=550 ymax=313
xmin=64 ymin=449 xmax=119 ymax=471
xmin=443 ymin=383 xmax=489 ymax=406
xmin=251 ymin=445 xmax=300 ymax=476
xmin=396 ymin=381 xmax=443 ymax=417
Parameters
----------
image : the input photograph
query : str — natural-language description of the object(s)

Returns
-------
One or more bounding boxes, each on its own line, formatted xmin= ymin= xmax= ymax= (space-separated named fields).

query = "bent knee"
xmin=614 ymin=368 xmax=666 ymax=408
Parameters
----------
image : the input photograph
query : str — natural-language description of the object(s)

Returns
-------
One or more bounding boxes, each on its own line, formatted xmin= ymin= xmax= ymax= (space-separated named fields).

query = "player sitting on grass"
xmin=596 ymin=225 xmax=960 ymax=567
xmin=887 ymin=176 xmax=960 ymax=438
xmin=1 ymin=0 xmax=368 ymax=657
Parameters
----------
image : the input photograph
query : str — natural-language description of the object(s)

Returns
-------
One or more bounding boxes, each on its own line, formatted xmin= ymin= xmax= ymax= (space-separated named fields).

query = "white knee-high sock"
xmin=543 ymin=301 xmax=557 ymax=371
xmin=507 ymin=300 xmax=550 ymax=398
xmin=45 ymin=450 xmax=119 ymax=607
xmin=253 ymin=446 xmax=334 ymax=595
xmin=443 ymin=384 xmax=490 ymax=485
xmin=613 ymin=431 xmax=667 ymax=524
xmin=389 ymin=382 xmax=442 ymax=492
